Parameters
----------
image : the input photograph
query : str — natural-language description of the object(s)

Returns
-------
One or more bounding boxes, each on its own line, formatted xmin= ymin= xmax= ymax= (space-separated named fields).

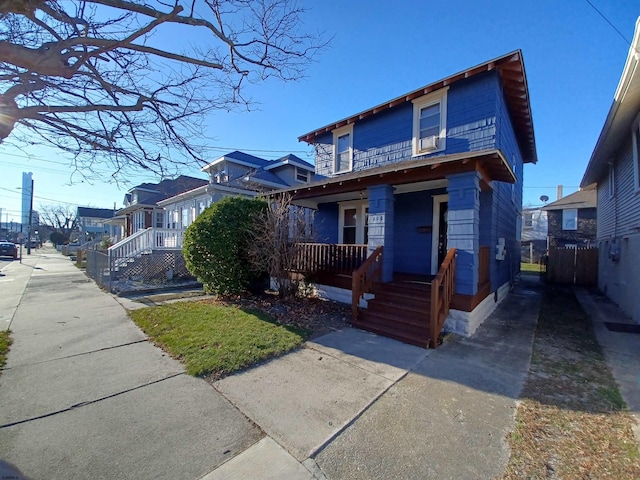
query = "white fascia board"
xmin=202 ymin=156 xmax=263 ymax=172
xmin=263 ymin=159 xmax=314 ymax=171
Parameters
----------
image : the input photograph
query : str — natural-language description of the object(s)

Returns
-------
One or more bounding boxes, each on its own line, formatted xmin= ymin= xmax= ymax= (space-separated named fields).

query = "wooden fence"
xmin=546 ymin=247 xmax=598 ymax=286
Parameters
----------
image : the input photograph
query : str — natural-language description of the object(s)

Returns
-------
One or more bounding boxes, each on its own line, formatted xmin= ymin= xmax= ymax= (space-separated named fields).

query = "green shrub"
xmin=183 ymin=197 xmax=268 ymax=294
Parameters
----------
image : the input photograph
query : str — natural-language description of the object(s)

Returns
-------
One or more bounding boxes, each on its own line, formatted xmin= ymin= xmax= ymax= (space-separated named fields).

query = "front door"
xmin=431 ymin=194 xmax=448 ymax=274
xmin=437 ymin=202 xmax=448 ymax=267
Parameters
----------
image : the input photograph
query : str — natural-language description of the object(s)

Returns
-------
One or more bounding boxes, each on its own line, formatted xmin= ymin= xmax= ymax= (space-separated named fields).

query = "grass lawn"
xmin=502 ymin=286 xmax=640 ymax=479
xmin=520 ymin=262 xmax=543 ymax=274
xmin=0 ymin=330 xmax=12 ymax=375
xmin=129 ymin=300 xmax=308 ymax=378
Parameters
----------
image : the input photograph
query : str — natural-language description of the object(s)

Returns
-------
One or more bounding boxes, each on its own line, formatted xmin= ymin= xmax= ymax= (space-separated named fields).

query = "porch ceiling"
xmin=271 ymin=149 xmax=514 ymax=202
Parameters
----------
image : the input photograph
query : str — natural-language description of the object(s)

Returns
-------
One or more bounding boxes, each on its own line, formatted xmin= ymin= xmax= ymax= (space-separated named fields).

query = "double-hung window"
xmin=562 ymin=209 xmax=578 ymax=231
xmin=333 ymin=125 xmax=353 ymax=174
xmin=412 ymin=88 xmax=448 ymax=156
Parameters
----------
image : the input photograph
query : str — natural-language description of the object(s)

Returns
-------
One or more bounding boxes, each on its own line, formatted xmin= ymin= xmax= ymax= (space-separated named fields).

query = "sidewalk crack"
xmin=0 ymin=372 xmax=184 ymax=429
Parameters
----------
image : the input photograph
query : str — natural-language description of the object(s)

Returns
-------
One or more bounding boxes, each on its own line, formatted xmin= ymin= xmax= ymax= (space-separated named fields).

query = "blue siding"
xmin=446 ymin=72 xmax=498 ymax=154
xmin=314 ymin=203 xmax=338 ymax=243
xmin=393 ymin=190 xmax=437 ymax=275
xmin=313 ymin=71 xmax=502 ymax=178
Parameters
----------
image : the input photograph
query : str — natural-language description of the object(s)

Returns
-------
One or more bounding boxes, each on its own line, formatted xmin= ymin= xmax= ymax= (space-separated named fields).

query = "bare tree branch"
xmin=0 ymin=0 xmax=328 ymax=182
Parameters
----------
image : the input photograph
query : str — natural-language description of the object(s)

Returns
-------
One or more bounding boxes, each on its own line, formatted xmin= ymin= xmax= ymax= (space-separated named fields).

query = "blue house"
xmin=278 ymin=50 xmax=537 ymax=347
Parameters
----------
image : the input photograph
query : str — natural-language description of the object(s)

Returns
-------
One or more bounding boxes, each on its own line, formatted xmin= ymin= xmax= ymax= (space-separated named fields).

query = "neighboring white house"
xmin=157 ymin=151 xmax=316 ymax=229
xmin=581 ymin=17 xmax=640 ymax=324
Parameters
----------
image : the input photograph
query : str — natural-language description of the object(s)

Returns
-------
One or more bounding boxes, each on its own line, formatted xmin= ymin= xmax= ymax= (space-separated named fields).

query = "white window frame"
xmin=295 ymin=167 xmax=309 ymax=183
xmin=632 ymin=115 xmax=640 ymax=193
xmin=412 ymin=88 xmax=448 ymax=157
xmin=333 ymin=124 xmax=354 ymax=174
xmin=338 ymin=201 xmax=368 ymax=244
xmin=431 ymin=194 xmax=448 ymax=275
xmin=154 ymin=211 xmax=164 ymax=228
xmin=523 ymin=211 xmax=534 ymax=229
xmin=608 ymin=161 xmax=615 ymax=199
xmin=562 ymin=208 xmax=578 ymax=231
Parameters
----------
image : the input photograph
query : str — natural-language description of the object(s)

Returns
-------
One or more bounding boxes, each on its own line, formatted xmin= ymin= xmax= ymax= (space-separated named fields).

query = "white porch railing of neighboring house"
xmin=108 ymin=227 xmax=186 ymax=268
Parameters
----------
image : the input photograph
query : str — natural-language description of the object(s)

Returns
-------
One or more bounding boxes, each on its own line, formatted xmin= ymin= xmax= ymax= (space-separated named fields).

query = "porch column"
xmin=446 ymin=171 xmax=481 ymax=295
xmin=367 ymin=184 xmax=394 ymax=282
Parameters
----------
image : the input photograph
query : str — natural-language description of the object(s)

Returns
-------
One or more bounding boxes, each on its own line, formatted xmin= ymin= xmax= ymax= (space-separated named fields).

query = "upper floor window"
xmin=412 ymin=88 xmax=448 ymax=156
xmin=562 ymin=209 xmax=577 ymax=231
xmin=333 ymin=124 xmax=353 ymax=174
xmin=523 ymin=211 xmax=533 ymax=229
xmin=295 ymin=167 xmax=309 ymax=183
xmin=632 ymin=117 xmax=640 ymax=193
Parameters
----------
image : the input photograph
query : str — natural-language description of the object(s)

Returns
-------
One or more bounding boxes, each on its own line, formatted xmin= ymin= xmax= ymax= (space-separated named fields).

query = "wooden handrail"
xmin=429 ymin=248 xmax=456 ymax=348
xmin=351 ymin=246 xmax=383 ymax=320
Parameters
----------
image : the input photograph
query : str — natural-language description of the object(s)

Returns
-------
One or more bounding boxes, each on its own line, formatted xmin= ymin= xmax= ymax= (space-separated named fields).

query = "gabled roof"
xmin=117 ymin=175 xmax=208 ymax=214
xmin=77 ymin=207 xmax=115 ymax=219
xmin=582 ymin=17 xmax=640 ymax=187
xmin=245 ymin=168 xmax=290 ymax=188
xmin=263 ymin=154 xmax=315 ymax=171
xmin=542 ymin=184 xmax=597 ymax=211
xmin=201 ymin=150 xmax=271 ymax=172
xmin=298 ymin=50 xmax=537 ymax=164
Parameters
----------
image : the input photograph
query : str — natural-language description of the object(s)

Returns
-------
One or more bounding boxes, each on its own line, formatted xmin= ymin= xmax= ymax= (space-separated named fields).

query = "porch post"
xmin=446 ymin=171 xmax=481 ymax=295
xmin=367 ymin=184 xmax=394 ymax=282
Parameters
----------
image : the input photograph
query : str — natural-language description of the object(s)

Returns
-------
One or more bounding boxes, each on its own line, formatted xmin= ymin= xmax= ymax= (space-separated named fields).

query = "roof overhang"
xmin=298 ymin=50 xmax=537 ymax=164
xmin=201 ymin=155 xmax=262 ymax=172
xmin=115 ymin=203 xmax=159 ymax=216
xmin=268 ymin=149 xmax=515 ymax=203
xmin=263 ymin=158 xmax=315 ymax=172
xmin=582 ymin=17 xmax=640 ymax=187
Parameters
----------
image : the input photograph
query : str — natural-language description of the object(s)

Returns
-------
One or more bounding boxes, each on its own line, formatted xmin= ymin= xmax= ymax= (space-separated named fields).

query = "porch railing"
xmin=292 ymin=243 xmax=368 ymax=275
xmin=351 ymin=246 xmax=383 ymax=320
xmin=429 ymin=248 xmax=456 ymax=348
xmin=108 ymin=227 xmax=153 ymax=263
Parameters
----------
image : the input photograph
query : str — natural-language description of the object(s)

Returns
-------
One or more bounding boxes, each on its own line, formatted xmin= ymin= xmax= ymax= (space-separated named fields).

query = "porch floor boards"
xmin=354 ymin=274 xmax=434 ymax=348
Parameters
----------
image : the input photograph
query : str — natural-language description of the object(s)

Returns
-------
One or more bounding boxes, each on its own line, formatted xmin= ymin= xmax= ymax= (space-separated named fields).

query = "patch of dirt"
xmin=201 ymin=292 xmax=352 ymax=339
xmin=502 ymin=286 xmax=640 ymax=479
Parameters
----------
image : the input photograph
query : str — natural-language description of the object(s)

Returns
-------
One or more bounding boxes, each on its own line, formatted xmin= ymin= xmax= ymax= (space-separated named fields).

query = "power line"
xmin=584 ymin=0 xmax=632 ymax=46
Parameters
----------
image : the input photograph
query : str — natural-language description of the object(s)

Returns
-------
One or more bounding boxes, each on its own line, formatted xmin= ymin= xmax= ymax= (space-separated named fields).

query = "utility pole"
xmin=27 ymin=177 xmax=34 ymax=255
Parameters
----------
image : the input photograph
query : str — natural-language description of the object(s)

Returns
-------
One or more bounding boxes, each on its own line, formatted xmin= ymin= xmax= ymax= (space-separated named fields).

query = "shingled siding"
xmin=314 ymin=71 xmax=503 ymax=178
xmin=547 ymin=209 xmax=597 ymax=248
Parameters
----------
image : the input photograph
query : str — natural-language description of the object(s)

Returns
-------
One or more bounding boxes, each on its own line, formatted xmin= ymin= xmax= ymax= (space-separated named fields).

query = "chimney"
xmin=557 ymin=185 xmax=563 ymax=200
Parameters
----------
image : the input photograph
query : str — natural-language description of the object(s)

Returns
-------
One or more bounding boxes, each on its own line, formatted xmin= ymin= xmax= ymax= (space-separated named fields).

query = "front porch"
xmin=289 ymin=241 xmax=491 ymax=348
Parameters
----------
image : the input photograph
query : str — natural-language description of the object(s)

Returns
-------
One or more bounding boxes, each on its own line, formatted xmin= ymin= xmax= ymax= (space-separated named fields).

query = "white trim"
xmin=295 ymin=166 xmax=309 ymax=183
xmin=412 ymin=87 xmax=448 ymax=157
xmin=562 ymin=208 xmax=578 ymax=231
xmin=431 ymin=194 xmax=449 ymax=275
xmin=333 ymin=124 xmax=354 ymax=174
xmin=338 ymin=201 xmax=368 ymax=244
xmin=201 ymin=155 xmax=264 ymax=172
xmin=633 ymin=115 xmax=640 ymax=194
xmin=263 ymin=159 xmax=314 ymax=171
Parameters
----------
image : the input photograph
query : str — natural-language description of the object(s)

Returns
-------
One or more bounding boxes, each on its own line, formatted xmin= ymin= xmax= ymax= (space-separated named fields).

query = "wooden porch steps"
xmin=353 ymin=277 xmax=433 ymax=348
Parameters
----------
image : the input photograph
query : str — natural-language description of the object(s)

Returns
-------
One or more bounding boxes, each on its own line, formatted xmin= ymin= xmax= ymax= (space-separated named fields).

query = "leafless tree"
xmin=0 ymin=0 xmax=326 ymax=181
xmin=38 ymin=203 xmax=79 ymax=241
xmin=249 ymin=193 xmax=313 ymax=296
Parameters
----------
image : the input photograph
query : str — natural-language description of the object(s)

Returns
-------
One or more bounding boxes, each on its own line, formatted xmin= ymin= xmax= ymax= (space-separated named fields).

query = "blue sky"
xmin=1 ymin=0 xmax=638 ymax=223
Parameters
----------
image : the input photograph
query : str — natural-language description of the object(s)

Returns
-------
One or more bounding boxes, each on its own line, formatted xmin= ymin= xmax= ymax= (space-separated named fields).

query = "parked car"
xmin=0 ymin=241 xmax=18 ymax=259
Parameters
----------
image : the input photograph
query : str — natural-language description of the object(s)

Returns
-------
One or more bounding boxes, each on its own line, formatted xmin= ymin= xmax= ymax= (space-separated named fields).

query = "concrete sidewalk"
xmin=1 ymin=247 xmax=544 ymax=480
xmin=0 ymin=247 xmax=262 ymax=480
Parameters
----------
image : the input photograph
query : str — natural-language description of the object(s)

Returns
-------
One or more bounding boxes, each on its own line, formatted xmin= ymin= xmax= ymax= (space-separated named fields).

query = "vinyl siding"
xmin=597 ymin=136 xmax=640 ymax=239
